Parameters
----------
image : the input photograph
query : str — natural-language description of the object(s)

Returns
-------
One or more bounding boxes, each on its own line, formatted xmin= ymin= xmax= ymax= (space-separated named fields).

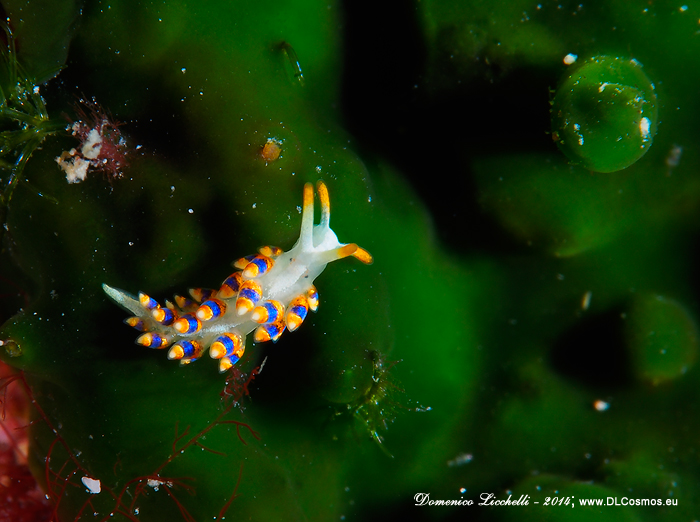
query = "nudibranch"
xmin=102 ymin=181 xmax=373 ymax=373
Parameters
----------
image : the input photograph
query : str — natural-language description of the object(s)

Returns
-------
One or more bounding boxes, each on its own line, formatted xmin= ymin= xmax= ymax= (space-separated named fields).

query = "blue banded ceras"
xmin=103 ymin=181 xmax=373 ymax=372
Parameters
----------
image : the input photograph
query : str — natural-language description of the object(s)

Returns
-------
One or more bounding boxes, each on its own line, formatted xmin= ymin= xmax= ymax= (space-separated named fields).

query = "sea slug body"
xmin=103 ymin=181 xmax=373 ymax=373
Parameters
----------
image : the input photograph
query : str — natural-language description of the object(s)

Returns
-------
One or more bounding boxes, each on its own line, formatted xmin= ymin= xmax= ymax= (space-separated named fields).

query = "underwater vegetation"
xmin=1 ymin=0 xmax=700 ymax=520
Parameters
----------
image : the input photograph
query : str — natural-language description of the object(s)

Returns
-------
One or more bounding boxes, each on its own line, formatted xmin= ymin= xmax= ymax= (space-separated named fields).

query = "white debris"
xmin=447 ymin=453 xmax=474 ymax=467
xmin=563 ymin=53 xmax=578 ymax=65
xmin=81 ymin=476 xmax=101 ymax=494
xmin=147 ymin=478 xmax=173 ymax=491
xmin=581 ymin=291 xmax=592 ymax=311
xmin=639 ymin=117 xmax=652 ymax=141
xmin=666 ymin=144 xmax=683 ymax=168
xmin=594 ymin=400 xmax=610 ymax=412
xmin=81 ymin=127 xmax=103 ymax=160
xmin=56 ymin=151 xmax=90 ymax=184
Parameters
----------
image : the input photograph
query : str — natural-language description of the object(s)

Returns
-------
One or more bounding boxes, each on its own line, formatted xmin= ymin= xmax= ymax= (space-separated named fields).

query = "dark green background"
xmin=1 ymin=0 xmax=699 ymax=520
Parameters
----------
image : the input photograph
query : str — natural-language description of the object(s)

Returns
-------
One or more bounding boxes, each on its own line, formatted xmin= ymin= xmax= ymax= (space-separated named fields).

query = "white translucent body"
xmin=102 ymin=181 xmax=371 ymax=361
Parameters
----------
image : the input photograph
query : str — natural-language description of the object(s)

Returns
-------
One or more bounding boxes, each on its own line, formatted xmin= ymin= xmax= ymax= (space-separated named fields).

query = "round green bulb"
xmin=551 ymin=55 xmax=658 ymax=173
xmin=625 ymin=294 xmax=698 ymax=385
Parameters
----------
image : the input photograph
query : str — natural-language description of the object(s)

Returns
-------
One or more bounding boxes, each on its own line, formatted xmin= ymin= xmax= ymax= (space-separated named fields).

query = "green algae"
xmin=625 ymin=293 xmax=698 ymax=385
xmin=0 ymin=0 xmax=700 ymax=521
xmin=551 ymin=55 xmax=658 ymax=173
